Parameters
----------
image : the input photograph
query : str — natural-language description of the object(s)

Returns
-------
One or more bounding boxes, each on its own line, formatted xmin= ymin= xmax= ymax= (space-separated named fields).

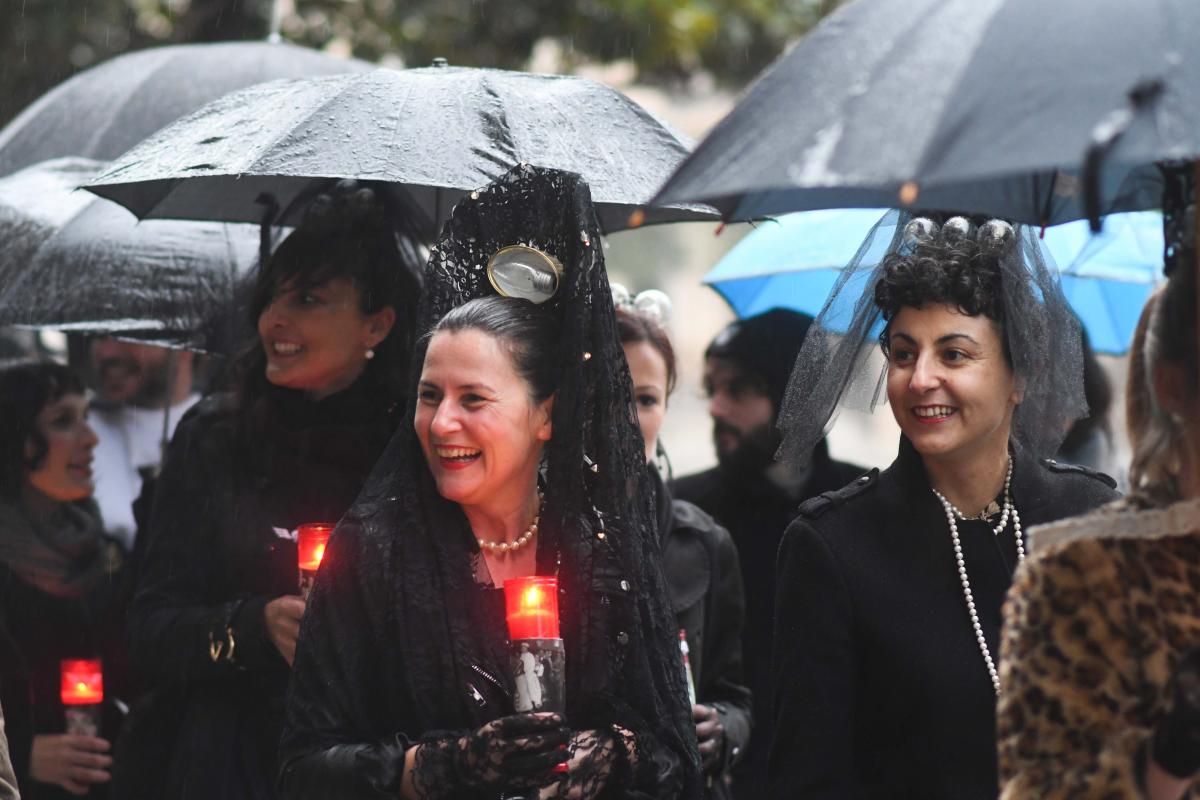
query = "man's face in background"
xmin=703 ymin=356 xmax=777 ymax=472
xmin=90 ymin=338 xmax=172 ymax=406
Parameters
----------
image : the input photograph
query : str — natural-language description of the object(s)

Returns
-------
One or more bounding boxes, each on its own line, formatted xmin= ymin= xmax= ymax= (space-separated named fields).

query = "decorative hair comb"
xmin=487 ymin=245 xmax=563 ymax=304
xmin=901 ymin=216 xmax=1015 ymax=251
xmin=611 ymin=284 xmax=672 ymax=326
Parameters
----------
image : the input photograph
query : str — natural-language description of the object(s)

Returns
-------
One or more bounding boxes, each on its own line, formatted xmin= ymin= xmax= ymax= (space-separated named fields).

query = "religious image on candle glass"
xmin=504 ymin=576 xmax=566 ymax=714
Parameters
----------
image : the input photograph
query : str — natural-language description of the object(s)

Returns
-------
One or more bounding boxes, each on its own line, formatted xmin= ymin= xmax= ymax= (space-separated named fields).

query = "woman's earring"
xmin=365 ymin=348 xmax=375 ymax=360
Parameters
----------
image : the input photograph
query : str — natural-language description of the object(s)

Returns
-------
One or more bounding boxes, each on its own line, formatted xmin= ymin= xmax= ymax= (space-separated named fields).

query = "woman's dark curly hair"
xmin=874 ymin=235 xmax=1013 ymax=365
xmin=0 ymin=360 xmax=86 ymax=499
xmin=234 ymin=180 xmax=423 ymax=407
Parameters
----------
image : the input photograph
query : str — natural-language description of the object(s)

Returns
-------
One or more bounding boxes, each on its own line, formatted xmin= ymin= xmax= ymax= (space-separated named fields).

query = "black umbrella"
xmin=651 ymin=0 xmax=1198 ymax=225
xmin=86 ymin=63 xmax=714 ymax=234
xmin=0 ymin=40 xmax=373 ymax=177
xmin=0 ymin=158 xmax=258 ymax=349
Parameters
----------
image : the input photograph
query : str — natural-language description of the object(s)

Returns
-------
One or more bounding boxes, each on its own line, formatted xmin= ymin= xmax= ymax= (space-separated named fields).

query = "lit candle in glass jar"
xmin=61 ymin=659 xmax=103 ymax=736
xmin=298 ymin=523 xmax=334 ymax=600
xmin=504 ymin=576 xmax=560 ymax=640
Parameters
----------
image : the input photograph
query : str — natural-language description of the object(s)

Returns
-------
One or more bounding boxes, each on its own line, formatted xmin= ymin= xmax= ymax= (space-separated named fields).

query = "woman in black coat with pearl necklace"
xmin=768 ymin=213 xmax=1119 ymax=799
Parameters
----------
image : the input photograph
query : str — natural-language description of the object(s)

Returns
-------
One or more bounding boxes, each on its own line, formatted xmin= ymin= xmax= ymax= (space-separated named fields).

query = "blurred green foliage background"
xmin=1 ymin=0 xmax=839 ymax=127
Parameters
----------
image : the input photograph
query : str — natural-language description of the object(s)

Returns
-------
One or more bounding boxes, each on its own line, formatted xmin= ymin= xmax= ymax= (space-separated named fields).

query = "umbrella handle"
xmin=1081 ymin=79 xmax=1164 ymax=233
xmin=255 ymin=193 xmax=280 ymax=268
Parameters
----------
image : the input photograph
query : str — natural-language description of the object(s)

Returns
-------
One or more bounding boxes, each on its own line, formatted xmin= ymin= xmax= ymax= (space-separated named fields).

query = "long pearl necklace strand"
xmin=477 ymin=494 xmax=542 ymax=554
xmin=931 ymin=457 xmax=1024 ymax=695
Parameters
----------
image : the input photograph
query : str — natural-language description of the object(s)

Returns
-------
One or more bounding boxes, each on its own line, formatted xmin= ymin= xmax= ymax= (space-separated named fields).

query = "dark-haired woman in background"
xmin=615 ymin=298 xmax=752 ymax=800
xmin=123 ymin=182 xmax=422 ymax=800
xmin=0 ymin=360 xmax=123 ymax=798
xmin=768 ymin=216 xmax=1119 ymax=799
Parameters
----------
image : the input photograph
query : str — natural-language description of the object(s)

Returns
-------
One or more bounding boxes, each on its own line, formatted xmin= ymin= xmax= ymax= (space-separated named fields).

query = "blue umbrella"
xmin=704 ymin=210 xmax=1163 ymax=354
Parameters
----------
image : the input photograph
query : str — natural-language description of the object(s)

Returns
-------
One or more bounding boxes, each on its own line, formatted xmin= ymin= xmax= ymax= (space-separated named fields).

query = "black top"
xmin=654 ymin=470 xmax=752 ymax=800
xmin=768 ymin=438 xmax=1119 ymax=800
xmin=672 ymin=440 xmax=864 ymax=797
xmin=122 ymin=376 xmax=398 ymax=800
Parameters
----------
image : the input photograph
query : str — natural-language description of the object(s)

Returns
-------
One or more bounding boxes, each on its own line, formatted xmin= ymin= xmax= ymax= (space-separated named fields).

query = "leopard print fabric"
xmin=998 ymin=503 xmax=1200 ymax=798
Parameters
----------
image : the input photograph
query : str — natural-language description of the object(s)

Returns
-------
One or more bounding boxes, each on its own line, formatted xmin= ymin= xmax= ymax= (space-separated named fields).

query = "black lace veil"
xmin=776 ymin=209 xmax=1087 ymax=467
xmin=345 ymin=164 xmax=699 ymax=795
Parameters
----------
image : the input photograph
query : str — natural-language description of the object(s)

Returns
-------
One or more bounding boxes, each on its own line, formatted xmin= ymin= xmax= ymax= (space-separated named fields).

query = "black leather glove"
xmin=1152 ymin=648 xmax=1200 ymax=779
xmin=411 ymin=713 xmax=569 ymax=799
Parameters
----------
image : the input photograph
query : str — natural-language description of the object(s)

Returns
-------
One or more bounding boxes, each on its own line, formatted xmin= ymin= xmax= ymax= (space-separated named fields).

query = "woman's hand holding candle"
xmin=30 ymin=734 xmax=112 ymax=795
xmin=265 ymin=595 xmax=306 ymax=666
xmin=404 ymin=712 xmax=569 ymax=799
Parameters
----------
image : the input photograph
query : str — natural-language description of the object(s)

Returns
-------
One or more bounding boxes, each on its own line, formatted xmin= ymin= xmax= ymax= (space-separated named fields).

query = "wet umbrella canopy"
xmin=0 ymin=40 xmax=373 ymax=177
xmin=0 ymin=158 xmax=258 ymax=348
xmin=0 ymin=158 xmax=96 ymax=276
xmin=87 ymin=64 xmax=712 ymax=234
xmin=652 ymin=0 xmax=1199 ymax=225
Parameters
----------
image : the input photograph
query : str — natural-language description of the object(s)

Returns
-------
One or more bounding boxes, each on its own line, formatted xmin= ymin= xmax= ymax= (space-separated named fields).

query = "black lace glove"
xmin=1152 ymin=648 xmax=1200 ymax=779
xmin=538 ymin=727 xmax=634 ymax=800
xmin=411 ymin=713 xmax=570 ymax=799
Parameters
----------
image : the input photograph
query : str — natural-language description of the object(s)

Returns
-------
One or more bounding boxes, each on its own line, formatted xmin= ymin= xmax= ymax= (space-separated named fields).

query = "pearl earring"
xmin=365 ymin=348 xmax=375 ymax=360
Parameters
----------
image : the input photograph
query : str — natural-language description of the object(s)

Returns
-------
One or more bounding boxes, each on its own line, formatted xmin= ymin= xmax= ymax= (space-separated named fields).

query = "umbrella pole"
xmin=434 ymin=188 xmax=443 ymax=243
xmin=268 ymin=0 xmax=286 ymax=43
xmin=1194 ymin=162 xmax=1199 ymax=378
xmin=159 ymin=350 xmax=178 ymax=470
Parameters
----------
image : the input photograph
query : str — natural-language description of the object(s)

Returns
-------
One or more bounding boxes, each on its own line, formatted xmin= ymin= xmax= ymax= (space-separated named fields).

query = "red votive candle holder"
xmin=61 ymin=659 xmax=103 ymax=736
xmin=504 ymin=576 xmax=560 ymax=640
xmin=504 ymin=576 xmax=566 ymax=769
xmin=298 ymin=523 xmax=334 ymax=600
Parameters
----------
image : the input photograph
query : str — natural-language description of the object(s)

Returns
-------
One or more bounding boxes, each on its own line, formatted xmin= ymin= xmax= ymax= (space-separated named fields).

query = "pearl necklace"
xmin=931 ymin=457 xmax=1024 ymax=694
xmin=477 ymin=495 xmax=542 ymax=554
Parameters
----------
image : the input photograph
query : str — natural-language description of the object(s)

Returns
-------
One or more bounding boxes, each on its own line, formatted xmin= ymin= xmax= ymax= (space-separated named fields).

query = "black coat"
xmin=655 ymin=472 xmax=752 ymax=800
xmin=121 ymin=378 xmax=397 ymax=800
xmin=768 ymin=438 xmax=1119 ymax=800
xmin=671 ymin=440 xmax=864 ymax=797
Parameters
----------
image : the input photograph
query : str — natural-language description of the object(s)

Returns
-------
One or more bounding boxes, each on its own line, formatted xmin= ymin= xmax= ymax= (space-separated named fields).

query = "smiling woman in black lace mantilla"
xmin=278 ymin=165 xmax=700 ymax=800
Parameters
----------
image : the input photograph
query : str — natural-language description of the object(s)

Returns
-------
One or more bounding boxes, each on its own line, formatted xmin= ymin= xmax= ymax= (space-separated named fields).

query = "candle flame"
xmin=522 ymin=585 xmax=544 ymax=609
xmin=313 ymin=543 xmax=325 ymax=565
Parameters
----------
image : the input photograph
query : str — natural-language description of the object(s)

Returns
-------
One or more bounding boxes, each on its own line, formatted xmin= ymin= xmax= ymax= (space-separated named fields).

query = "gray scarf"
xmin=0 ymin=497 xmax=120 ymax=598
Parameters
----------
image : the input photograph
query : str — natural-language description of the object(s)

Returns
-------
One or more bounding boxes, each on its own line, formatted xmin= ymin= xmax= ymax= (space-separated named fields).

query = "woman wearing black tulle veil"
xmin=767 ymin=212 xmax=1119 ymax=800
xmin=278 ymin=165 xmax=700 ymax=800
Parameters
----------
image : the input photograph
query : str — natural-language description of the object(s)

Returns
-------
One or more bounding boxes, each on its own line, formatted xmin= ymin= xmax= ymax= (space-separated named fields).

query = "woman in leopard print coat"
xmin=998 ymin=263 xmax=1200 ymax=800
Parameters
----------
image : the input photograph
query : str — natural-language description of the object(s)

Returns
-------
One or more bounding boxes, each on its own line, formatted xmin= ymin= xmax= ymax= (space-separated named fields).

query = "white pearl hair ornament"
xmin=902 ymin=217 xmax=940 ymax=245
xmin=977 ymin=219 xmax=1016 ymax=250
xmin=942 ymin=216 xmax=976 ymax=241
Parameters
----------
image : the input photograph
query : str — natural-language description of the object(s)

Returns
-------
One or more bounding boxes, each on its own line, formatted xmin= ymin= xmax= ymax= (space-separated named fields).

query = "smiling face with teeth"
xmin=415 ymin=329 xmax=554 ymax=516
xmin=885 ymin=303 xmax=1022 ymax=468
xmin=257 ymin=277 xmax=395 ymax=400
